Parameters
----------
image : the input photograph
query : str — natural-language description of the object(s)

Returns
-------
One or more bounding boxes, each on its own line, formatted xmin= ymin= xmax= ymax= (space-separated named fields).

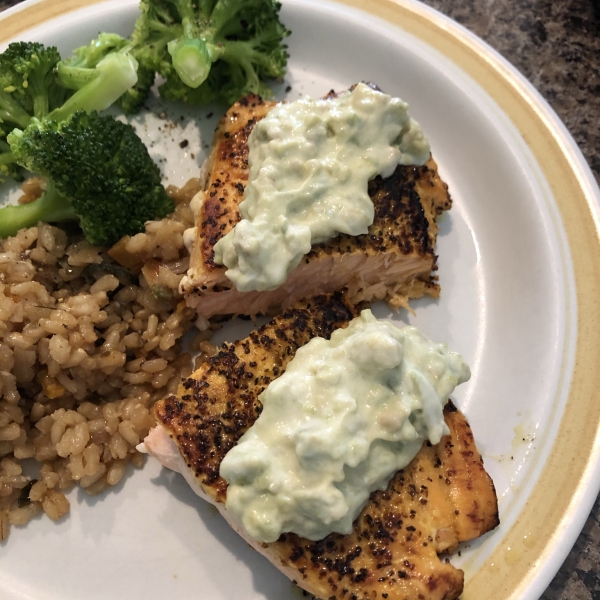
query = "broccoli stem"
xmin=57 ymin=64 xmax=103 ymax=90
xmin=146 ymin=20 xmax=180 ymax=38
xmin=31 ymin=90 xmax=49 ymax=122
xmin=0 ymin=182 xmax=77 ymax=239
xmin=70 ymin=33 xmax=130 ymax=69
xmin=168 ymin=38 xmax=215 ymax=88
xmin=0 ymin=140 xmax=14 ymax=160
xmin=0 ymin=151 xmax=16 ymax=167
xmin=198 ymin=0 xmax=216 ymax=16
xmin=220 ymin=41 xmax=264 ymax=84
xmin=27 ymin=64 xmax=59 ymax=120
xmin=209 ymin=0 xmax=256 ymax=37
xmin=0 ymin=90 xmax=33 ymax=130
xmin=0 ymin=150 xmax=17 ymax=182
xmin=53 ymin=53 xmax=139 ymax=120
xmin=0 ymin=140 xmax=20 ymax=183
xmin=177 ymin=0 xmax=200 ymax=25
xmin=165 ymin=0 xmax=225 ymax=89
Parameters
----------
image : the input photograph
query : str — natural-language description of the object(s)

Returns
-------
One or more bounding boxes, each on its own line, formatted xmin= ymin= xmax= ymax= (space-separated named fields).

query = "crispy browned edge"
xmin=198 ymin=94 xmax=275 ymax=271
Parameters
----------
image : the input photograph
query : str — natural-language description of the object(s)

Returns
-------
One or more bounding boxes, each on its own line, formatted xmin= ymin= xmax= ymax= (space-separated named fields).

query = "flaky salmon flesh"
xmin=144 ymin=293 xmax=499 ymax=600
xmin=181 ymin=94 xmax=452 ymax=319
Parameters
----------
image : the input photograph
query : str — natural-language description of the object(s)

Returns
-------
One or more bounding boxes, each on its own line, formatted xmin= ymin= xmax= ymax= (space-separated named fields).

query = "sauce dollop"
xmin=220 ymin=310 xmax=470 ymax=543
xmin=213 ymin=83 xmax=430 ymax=291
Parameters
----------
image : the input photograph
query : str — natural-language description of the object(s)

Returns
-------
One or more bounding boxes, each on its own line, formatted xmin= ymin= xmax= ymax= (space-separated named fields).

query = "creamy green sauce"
xmin=220 ymin=311 xmax=470 ymax=543
xmin=212 ymin=83 xmax=430 ymax=292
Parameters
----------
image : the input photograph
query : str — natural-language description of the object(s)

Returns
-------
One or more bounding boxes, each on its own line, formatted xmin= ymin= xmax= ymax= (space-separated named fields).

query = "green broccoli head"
xmin=117 ymin=62 xmax=156 ymax=114
xmin=0 ymin=140 xmax=23 ymax=183
xmin=0 ymin=39 xmax=140 ymax=186
xmin=215 ymin=8 xmax=290 ymax=105
xmin=4 ymin=111 xmax=174 ymax=246
xmin=0 ymin=42 xmax=66 ymax=131
xmin=133 ymin=0 xmax=289 ymax=106
xmin=129 ymin=0 xmax=180 ymax=74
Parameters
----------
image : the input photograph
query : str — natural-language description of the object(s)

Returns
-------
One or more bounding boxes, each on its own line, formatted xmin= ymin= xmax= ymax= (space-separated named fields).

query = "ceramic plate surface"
xmin=1 ymin=1 xmax=600 ymax=599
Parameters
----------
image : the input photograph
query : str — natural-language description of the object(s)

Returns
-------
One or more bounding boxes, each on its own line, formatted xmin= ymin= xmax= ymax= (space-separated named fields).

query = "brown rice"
xmin=0 ymin=177 xmax=216 ymax=540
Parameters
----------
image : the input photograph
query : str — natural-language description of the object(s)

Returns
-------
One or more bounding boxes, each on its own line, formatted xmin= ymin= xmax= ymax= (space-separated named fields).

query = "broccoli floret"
xmin=133 ymin=0 xmax=290 ymax=105
xmin=0 ymin=42 xmax=66 ymax=133
xmin=0 ymin=139 xmax=23 ymax=183
xmin=0 ymin=40 xmax=140 ymax=185
xmin=57 ymin=33 xmax=154 ymax=114
xmin=0 ymin=42 xmax=65 ymax=183
xmin=1 ymin=111 xmax=174 ymax=245
xmin=51 ymin=0 xmax=290 ymax=112
xmin=117 ymin=62 xmax=156 ymax=113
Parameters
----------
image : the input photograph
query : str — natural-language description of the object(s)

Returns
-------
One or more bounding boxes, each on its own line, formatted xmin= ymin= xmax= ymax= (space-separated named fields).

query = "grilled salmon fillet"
xmin=146 ymin=293 xmax=499 ymax=600
xmin=181 ymin=94 xmax=452 ymax=319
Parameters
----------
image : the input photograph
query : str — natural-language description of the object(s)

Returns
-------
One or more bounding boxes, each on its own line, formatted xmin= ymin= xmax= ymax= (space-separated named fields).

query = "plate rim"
xmin=1 ymin=1 xmax=600 ymax=599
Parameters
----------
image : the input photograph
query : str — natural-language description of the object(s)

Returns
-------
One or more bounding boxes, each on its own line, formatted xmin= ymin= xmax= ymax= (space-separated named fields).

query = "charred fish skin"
xmin=182 ymin=92 xmax=453 ymax=318
xmin=151 ymin=294 xmax=499 ymax=600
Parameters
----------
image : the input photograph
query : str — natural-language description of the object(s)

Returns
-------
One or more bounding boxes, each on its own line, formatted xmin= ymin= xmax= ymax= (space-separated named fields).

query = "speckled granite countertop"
xmin=1 ymin=0 xmax=599 ymax=598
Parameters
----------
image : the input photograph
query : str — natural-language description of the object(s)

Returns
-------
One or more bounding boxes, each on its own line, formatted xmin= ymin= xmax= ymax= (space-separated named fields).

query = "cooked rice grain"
xmin=0 ymin=180 xmax=202 ymax=541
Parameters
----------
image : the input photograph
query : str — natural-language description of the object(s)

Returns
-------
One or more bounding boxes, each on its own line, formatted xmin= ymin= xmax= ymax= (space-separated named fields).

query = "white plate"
xmin=1 ymin=1 xmax=600 ymax=599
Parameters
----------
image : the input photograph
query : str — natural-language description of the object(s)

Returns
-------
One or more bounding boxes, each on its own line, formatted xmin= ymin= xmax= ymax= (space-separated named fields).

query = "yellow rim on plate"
xmin=2 ymin=1 xmax=600 ymax=598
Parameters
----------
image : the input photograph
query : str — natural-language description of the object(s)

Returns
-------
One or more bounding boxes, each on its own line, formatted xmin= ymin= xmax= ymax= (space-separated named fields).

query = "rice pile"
xmin=0 ymin=178 xmax=215 ymax=540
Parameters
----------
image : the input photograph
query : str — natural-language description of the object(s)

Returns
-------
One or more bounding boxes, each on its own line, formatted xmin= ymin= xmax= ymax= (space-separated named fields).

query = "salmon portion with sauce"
xmin=144 ymin=293 xmax=499 ymax=600
xmin=180 ymin=94 xmax=452 ymax=319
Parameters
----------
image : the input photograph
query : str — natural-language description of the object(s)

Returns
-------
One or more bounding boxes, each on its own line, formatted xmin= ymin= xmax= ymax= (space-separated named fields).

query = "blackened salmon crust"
xmin=154 ymin=292 xmax=356 ymax=498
